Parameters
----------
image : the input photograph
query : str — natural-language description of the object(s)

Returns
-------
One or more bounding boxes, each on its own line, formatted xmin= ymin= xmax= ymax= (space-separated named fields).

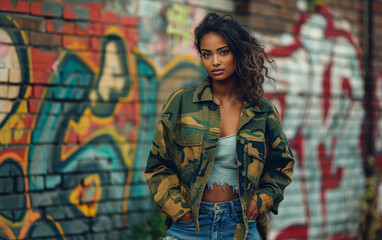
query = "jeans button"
xmin=216 ymin=205 xmax=220 ymax=210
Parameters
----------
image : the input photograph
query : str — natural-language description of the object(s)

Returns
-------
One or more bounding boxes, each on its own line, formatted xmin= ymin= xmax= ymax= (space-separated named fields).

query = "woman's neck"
xmin=211 ymin=78 xmax=238 ymax=100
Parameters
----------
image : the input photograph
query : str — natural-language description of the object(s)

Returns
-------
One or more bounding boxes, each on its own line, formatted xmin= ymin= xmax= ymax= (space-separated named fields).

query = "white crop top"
xmin=206 ymin=134 xmax=239 ymax=193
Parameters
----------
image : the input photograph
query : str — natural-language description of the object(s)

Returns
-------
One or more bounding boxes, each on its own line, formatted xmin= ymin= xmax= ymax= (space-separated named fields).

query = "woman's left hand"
xmin=246 ymin=198 xmax=259 ymax=221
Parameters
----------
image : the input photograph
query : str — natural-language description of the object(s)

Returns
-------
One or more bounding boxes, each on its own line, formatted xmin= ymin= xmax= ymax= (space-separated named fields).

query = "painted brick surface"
xmin=0 ymin=0 xmax=381 ymax=239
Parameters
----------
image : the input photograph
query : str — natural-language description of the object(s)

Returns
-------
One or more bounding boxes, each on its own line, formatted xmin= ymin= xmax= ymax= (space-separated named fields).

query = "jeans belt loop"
xmin=230 ymin=200 xmax=235 ymax=213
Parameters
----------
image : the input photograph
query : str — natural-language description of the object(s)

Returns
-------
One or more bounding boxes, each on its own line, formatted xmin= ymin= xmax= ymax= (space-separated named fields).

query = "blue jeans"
xmin=163 ymin=199 xmax=260 ymax=240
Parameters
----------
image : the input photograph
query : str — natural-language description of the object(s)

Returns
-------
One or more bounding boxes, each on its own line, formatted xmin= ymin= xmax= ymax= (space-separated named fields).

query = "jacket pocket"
xmin=246 ymin=140 xmax=266 ymax=189
xmin=174 ymin=127 xmax=204 ymax=170
xmin=247 ymin=140 xmax=266 ymax=163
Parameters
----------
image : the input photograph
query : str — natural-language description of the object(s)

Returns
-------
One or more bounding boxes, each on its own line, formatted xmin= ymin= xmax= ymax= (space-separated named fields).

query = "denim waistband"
xmin=199 ymin=198 xmax=241 ymax=213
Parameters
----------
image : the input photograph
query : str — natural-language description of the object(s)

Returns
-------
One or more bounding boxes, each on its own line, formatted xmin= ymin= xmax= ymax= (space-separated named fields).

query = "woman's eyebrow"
xmin=201 ymin=45 xmax=229 ymax=52
xmin=217 ymin=46 xmax=229 ymax=51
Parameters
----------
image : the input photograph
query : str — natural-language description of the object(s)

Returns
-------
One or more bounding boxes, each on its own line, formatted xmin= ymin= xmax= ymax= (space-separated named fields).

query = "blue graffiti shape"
xmin=28 ymin=35 xmax=132 ymax=235
xmin=0 ymin=158 xmax=26 ymax=222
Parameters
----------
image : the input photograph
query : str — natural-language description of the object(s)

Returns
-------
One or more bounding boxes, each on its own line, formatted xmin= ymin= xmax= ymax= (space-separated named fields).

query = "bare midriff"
xmin=202 ymin=183 xmax=239 ymax=202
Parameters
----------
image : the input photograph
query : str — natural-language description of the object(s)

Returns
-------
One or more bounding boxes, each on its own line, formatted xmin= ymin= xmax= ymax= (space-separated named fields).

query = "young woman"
xmin=145 ymin=13 xmax=295 ymax=240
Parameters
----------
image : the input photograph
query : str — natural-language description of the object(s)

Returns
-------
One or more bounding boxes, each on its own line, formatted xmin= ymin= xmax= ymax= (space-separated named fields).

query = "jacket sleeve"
xmin=144 ymin=116 xmax=191 ymax=221
xmin=251 ymin=103 xmax=295 ymax=215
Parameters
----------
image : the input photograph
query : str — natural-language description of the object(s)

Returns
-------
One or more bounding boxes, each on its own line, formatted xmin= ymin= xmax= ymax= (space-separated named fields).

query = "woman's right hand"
xmin=178 ymin=211 xmax=193 ymax=222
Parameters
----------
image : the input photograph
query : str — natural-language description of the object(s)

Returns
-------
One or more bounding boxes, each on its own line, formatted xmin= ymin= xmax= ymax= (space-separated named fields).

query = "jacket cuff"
xmin=163 ymin=195 xmax=192 ymax=221
xmin=251 ymin=191 xmax=274 ymax=215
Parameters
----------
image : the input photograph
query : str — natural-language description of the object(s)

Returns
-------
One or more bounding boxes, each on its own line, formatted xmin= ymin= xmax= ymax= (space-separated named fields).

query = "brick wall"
xmin=0 ymin=0 xmax=381 ymax=239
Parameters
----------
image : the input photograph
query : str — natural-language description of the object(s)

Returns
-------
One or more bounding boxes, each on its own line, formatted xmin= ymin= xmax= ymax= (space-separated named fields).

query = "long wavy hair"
xmin=194 ymin=13 xmax=276 ymax=105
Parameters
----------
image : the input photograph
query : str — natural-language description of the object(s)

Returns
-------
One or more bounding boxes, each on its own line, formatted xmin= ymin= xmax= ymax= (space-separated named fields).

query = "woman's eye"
xmin=220 ymin=50 xmax=229 ymax=55
xmin=202 ymin=53 xmax=211 ymax=58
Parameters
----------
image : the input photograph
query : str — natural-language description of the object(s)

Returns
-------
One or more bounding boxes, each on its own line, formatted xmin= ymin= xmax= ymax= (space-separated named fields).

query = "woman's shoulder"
xmin=160 ymin=85 xmax=199 ymax=130
xmin=251 ymin=96 xmax=275 ymax=112
xmin=164 ymin=85 xmax=198 ymax=106
xmin=258 ymin=96 xmax=282 ymax=120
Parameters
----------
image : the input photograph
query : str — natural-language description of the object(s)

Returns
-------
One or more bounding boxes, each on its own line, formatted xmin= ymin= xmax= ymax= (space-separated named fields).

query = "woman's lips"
xmin=212 ymin=69 xmax=224 ymax=75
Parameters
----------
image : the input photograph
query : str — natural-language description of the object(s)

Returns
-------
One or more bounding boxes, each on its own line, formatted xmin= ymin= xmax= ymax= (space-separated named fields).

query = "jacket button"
xmin=240 ymin=139 xmax=245 ymax=144
xmin=241 ymin=171 xmax=246 ymax=176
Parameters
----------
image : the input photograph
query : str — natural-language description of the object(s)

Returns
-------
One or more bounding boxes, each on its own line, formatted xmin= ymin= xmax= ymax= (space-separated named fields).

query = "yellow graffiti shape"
xmin=166 ymin=4 xmax=192 ymax=52
xmin=0 ymin=115 xmax=25 ymax=144
xmin=69 ymin=174 xmax=102 ymax=217
xmin=97 ymin=41 xmax=125 ymax=101
xmin=166 ymin=4 xmax=192 ymax=39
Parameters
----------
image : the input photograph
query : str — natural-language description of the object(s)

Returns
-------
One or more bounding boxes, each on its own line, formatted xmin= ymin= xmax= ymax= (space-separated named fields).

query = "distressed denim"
xmin=163 ymin=199 xmax=260 ymax=240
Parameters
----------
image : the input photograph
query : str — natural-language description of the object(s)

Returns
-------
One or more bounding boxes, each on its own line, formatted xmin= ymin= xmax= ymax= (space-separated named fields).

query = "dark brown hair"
xmin=194 ymin=13 xmax=276 ymax=104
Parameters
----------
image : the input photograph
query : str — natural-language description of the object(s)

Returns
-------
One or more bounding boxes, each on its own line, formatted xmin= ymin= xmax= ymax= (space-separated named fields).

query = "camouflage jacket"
xmin=145 ymin=78 xmax=295 ymax=240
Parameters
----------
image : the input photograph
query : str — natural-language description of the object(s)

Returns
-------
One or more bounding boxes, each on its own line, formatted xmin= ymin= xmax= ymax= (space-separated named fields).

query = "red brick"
xmin=374 ymin=25 xmax=382 ymax=36
xmin=236 ymin=2 xmax=250 ymax=14
xmin=267 ymin=0 xmax=283 ymax=7
xmin=63 ymin=6 xmax=90 ymax=20
xmin=89 ymin=8 xmax=102 ymax=22
xmin=45 ymin=19 xmax=55 ymax=33
xmin=278 ymin=9 xmax=297 ymax=21
xmin=61 ymin=24 xmax=76 ymax=35
xmin=20 ymin=114 xmax=34 ymax=129
xmin=62 ymin=36 xmax=90 ymax=51
xmin=31 ymin=69 xmax=51 ymax=85
xmin=46 ymin=19 xmax=76 ymax=34
xmin=258 ymin=4 xmax=279 ymax=17
xmin=99 ymin=11 xmax=118 ymax=24
xmin=81 ymin=2 xmax=104 ymax=10
xmin=348 ymin=11 xmax=362 ymax=23
xmin=284 ymin=22 xmax=294 ymax=33
xmin=120 ymin=17 xmax=139 ymax=27
xmin=248 ymin=3 xmax=263 ymax=14
xmin=125 ymin=28 xmax=139 ymax=48
xmin=286 ymin=1 xmax=298 ymax=11
xmin=0 ymin=0 xmax=30 ymax=13
xmin=373 ymin=14 xmax=382 ymax=25
xmin=31 ymin=86 xmax=45 ymax=99
xmin=64 ymin=129 xmax=78 ymax=144
xmin=63 ymin=6 xmax=77 ymax=20
xmin=30 ymin=32 xmax=61 ymax=47
xmin=90 ymin=36 xmax=101 ymax=51
xmin=250 ymin=17 xmax=266 ymax=29
xmin=63 ymin=6 xmax=78 ymax=20
xmin=373 ymin=2 xmax=382 ymax=13
xmin=76 ymin=23 xmax=92 ymax=36
xmin=30 ymin=2 xmax=43 ymax=15
xmin=13 ymin=17 xmax=45 ymax=32
xmin=30 ymin=2 xmax=62 ymax=17
xmin=353 ymin=1 xmax=363 ymax=10
xmin=91 ymin=24 xmax=104 ymax=36
xmin=27 ymin=99 xmax=39 ymax=113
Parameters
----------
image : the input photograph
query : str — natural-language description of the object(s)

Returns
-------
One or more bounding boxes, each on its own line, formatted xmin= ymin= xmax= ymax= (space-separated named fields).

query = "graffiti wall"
xmin=0 ymin=0 xmax=381 ymax=239
xmin=262 ymin=6 xmax=365 ymax=239
xmin=0 ymin=1 xmax=204 ymax=238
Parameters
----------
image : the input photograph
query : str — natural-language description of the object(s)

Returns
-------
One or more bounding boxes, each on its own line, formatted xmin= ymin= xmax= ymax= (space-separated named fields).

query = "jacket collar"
xmin=193 ymin=78 xmax=265 ymax=114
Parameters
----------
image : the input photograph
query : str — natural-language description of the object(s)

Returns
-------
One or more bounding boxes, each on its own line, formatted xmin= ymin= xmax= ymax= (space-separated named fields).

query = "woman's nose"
xmin=212 ymin=55 xmax=220 ymax=66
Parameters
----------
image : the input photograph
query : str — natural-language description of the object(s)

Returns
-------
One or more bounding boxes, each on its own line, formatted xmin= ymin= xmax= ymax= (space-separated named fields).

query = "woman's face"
xmin=200 ymin=32 xmax=236 ymax=83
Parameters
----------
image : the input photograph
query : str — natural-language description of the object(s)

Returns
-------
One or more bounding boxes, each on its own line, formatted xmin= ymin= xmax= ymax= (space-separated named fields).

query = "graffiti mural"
xmin=137 ymin=2 xmax=205 ymax=68
xmin=0 ymin=0 xmax=380 ymax=239
xmin=262 ymin=6 xmax=365 ymax=240
xmin=0 ymin=11 xmax=202 ymax=238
